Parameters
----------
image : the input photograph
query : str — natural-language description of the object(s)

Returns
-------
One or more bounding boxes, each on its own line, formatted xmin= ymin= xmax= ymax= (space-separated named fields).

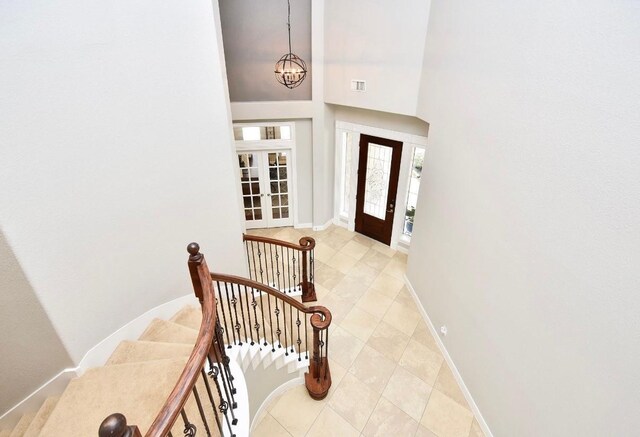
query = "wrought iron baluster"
xmin=274 ymin=244 xmax=281 ymax=290
xmin=304 ymin=313 xmax=309 ymax=359
xmin=282 ymin=299 xmax=289 ymax=355
xmin=289 ymin=303 xmax=294 ymax=354
xmin=274 ymin=293 xmax=282 ymax=349
xmin=215 ymin=319 xmax=237 ymax=396
xmin=180 ymin=408 xmax=196 ymax=437
xmin=298 ymin=248 xmax=302 ymax=292
xmin=259 ymin=287 xmax=267 ymax=346
xmin=216 ymin=283 xmax=232 ymax=346
xmin=268 ymin=242 xmax=276 ymax=288
xmin=317 ymin=328 xmax=324 ymax=382
xmin=310 ymin=248 xmax=315 ymax=284
xmin=206 ymin=356 xmax=236 ymax=437
xmin=266 ymin=292 xmax=275 ymax=351
xmin=296 ymin=309 xmax=302 ymax=361
xmin=291 ymin=251 xmax=298 ymax=293
xmin=241 ymin=284 xmax=254 ymax=345
xmin=248 ymin=285 xmax=260 ymax=345
xmin=256 ymin=242 xmax=266 ymax=286
xmin=192 ymin=385 xmax=211 ymax=437
xmin=235 ymin=283 xmax=249 ymax=343
xmin=226 ymin=281 xmax=242 ymax=345
xmin=323 ymin=327 xmax=329 ymax=380
xmin=200 ymin=369 xmax=223 ymax=436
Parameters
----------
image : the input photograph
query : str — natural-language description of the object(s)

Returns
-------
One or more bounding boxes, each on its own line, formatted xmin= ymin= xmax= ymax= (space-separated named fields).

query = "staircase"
xmin=0 ymin=237 xmax=331 ymax=436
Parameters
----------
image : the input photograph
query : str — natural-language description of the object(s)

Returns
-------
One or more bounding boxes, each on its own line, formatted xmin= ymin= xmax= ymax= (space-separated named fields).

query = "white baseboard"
xmin=403 ymin=275 xmax=493 ymax=437
xmin=249 ymin=377 xmax=304 ymax=433
xmin=294 ymin=222 xmax=313 ymax=229
xmin=312 ymin=218 xmax=334 ymax=231
xmin=0 ymin=293 xmax=199 ymax=429
xmin=0 ymin=368 xmax=77 ymax=429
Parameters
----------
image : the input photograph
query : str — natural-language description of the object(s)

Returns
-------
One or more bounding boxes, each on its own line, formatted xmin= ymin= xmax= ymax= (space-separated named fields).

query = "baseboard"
xmin=77 ymin=293 xmax=198 ymax=373
xmin=249 ymin=377 xmax=304 ymax=433
xmin=403 ymin=275 xmax=494 ymax=437
xmin=0 ymin=368 xmax=77 ymax=429
xmin=294 ymin=222 xmax=313 ymax=229
xmin=312 ymin=218 xmax=333 ymax=231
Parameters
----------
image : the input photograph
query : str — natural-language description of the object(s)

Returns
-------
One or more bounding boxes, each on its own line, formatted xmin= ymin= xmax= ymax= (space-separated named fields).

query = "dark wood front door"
xmin=354 ymin=134 xmax=403 ymax=245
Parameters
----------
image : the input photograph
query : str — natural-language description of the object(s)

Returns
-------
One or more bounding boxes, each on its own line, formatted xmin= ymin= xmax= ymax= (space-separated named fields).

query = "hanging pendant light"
xmin=275 ymin=0 xmax=307 ymax=89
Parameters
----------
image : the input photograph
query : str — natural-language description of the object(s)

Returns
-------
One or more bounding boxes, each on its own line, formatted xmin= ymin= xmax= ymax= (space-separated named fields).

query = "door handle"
xmin=387 ymin=201 xmax=395 ymax=213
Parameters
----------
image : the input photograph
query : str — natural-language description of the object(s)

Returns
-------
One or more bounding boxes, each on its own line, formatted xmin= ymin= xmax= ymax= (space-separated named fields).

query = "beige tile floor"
xmin=248 ymin=225 xmax=484 ymax=437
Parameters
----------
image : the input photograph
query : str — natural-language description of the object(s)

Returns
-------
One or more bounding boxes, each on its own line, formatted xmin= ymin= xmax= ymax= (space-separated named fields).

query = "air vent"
xmin=351 ymin=80 xmax=366 ymax=92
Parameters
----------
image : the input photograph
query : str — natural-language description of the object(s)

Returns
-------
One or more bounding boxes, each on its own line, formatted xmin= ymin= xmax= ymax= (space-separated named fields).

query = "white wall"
xmin=219 ymin=0 xmax=312 ymax=102
xmin=0 ymin=0 xmax=245 ymax=363
xmin=410 ymin=1 xmax=640 ymax=435
xmin=324 ymin=0 xmax=431 ymax=116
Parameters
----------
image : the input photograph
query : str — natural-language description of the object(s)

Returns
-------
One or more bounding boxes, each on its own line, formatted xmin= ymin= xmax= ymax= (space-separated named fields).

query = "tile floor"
xmin=248 ymin=225 xmax=484 ymax=437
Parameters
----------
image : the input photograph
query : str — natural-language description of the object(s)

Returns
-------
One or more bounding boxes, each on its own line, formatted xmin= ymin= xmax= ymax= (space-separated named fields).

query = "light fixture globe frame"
xmin=274 ymin=0 xmax=307 ymax=89
xmin=274 ymin=52 xmax=307 ymax=89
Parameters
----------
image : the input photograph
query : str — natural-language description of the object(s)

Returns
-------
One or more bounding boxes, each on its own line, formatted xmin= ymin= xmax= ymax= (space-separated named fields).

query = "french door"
xmin=354 ymin=134 xmax=403 ymax=245
xmin=238 ymin=150 xmax=293 ymax=229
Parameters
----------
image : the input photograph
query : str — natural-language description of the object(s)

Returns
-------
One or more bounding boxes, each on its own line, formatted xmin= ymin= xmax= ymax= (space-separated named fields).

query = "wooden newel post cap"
xmin=99 ymin=413 xmax=131 ymax=437
xmin=187 ymin=242 xmax=203 ymax=261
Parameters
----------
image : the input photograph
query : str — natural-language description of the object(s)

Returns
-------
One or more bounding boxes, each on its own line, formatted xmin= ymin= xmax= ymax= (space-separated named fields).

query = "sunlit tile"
xmin=340 ymin=307 xmax=379 ymax=342
xmin=367 ymin=321 xmax=410 ymax=362
xmin=313 ymin=242 xmax=337 ymax=264
xmin=252 ymin=412 xmax=292 ymax=437
xmin=399 ymin=339 xmax=444 ymax=386
xmin=328 ymin=373 xmax=380 ymax=431
xmin=340 ymin=240 xmax=370 ymax=260
xmin=326 ymin=251 xmax=359 ymax=274
xmin=369 ymin=273 xmax=405 ymax=299
xmin=361 ymin=248 xmax=393 ymax=271
xmin=356 ymin=288 xmax=394 ymax=319
xmin=421 ymin=389 xmax=473 ymax=437
xmin=362 ymin=396 xmax=419 ymax=437
xmin=382 ymin=366 xmax=432 ymax=421
xmin=348 ymin=345 xmax=396 ymax=394
xmin=269 ymin=384 xmax=325 ymax=436
xmin=382 ymin=301 xmax=421 ymax=336
xmin=306 ymin=406 xmax=360 ymax=437
xmin=329 ymin=325 xmax=366 ymax=368
xmin=434 ymin=364 xmax=468 ymax=408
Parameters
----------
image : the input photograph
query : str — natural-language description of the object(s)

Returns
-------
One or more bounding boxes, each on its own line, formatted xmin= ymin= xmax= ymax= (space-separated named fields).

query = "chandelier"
xmin=274 ymin=0 xmax=307 ymax=89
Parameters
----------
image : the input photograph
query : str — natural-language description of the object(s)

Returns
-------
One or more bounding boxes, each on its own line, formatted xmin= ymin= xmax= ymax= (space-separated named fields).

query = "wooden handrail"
xmin=144 ymin=243 xmax=217 ymax=436
xmin=242 ymin=233 xmax=317 ymax=302
xmin=211 ymin=272 xmax=328 ymax=321
xmin=212 ymin=271 xmax=332 ymax=399
xmin=242 ymin=233 xmax=316 ymax=252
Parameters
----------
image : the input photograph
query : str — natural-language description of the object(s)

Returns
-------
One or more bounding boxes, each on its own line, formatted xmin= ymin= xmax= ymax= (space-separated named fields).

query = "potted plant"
xmin=405 ymin=206 xmax=416 ymax=234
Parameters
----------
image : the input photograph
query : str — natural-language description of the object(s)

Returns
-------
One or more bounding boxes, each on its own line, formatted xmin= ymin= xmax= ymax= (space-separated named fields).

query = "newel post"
xmin=99 ymin=413 xmax=142 ymax=437
xmin=304 ymin=309 xmax=332 ymax=400
xmin=299 ymin=237 xmax=317 ymax=302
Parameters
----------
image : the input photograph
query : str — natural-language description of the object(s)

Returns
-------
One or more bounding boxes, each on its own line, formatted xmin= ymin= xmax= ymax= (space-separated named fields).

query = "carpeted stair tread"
xmin=169 ymin=305 xmax=202 ymax=330
xmin=106 ymin=340 xmax=194 ymax=365
xmin=22 ymin=397 xmax=58 ymax=437
xmin=138 ymin=319 xmax=198 ymax=344
xmin=0 ymin=430 xmax=11 ymax=437
xmin=38 ymin=358 xmax=188 ymax=437
xmin=8 ymin=412 xmax=34 ymax=437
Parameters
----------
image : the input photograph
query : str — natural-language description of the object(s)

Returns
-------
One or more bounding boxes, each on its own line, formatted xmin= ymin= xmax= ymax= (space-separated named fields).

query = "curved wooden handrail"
xmin=144 ymin=244 xmax=217 ymax=437
xmin=211 ymin=272 xmax=330 ymax=325
xmin=242 ymin=233 xmax=316 ymax=252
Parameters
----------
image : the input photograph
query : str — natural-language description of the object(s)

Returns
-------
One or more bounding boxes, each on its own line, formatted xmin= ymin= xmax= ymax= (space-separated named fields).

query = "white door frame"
xmin=334 ymin=121 xmax=427 ymax=249
xmin=234 ymin=122 xmax=300 ymax=228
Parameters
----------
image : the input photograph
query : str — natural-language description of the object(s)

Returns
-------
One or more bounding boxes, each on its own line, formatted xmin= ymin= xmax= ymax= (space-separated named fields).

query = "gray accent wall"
xmin=0 ymin=231 xmax=73 ymax=414
xmin=219 ymin=0 xmax=312 ymax=102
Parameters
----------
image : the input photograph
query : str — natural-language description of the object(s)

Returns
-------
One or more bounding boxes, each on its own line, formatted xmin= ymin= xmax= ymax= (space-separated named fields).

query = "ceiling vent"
xmin=351 ymin=80 xmax=366 ymax=92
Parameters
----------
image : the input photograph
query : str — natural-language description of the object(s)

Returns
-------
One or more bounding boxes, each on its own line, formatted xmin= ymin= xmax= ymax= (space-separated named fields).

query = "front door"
xmin=354 ymin=134 xmax=403 ymax=245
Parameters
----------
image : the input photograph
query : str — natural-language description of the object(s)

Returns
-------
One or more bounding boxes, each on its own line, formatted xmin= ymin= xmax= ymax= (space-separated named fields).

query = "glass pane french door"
xmin=237 ymin=150 xmax=294 ymax=229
